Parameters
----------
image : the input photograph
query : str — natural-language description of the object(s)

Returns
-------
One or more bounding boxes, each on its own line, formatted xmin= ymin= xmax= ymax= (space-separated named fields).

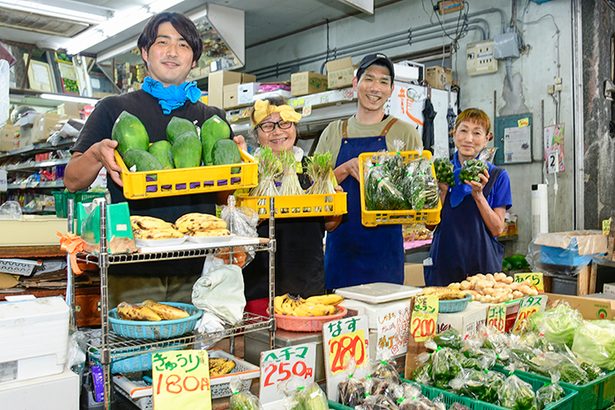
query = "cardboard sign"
xmin=410 ymin=295 xmax=439 ymax=342
xmin=376 ymin=301 xmax=411 ymax=357
xmin=259 ymin=343 xmax=316 ymax=404
xmin=323 ymin=315 xmax=369 ymax=402
xmin=514 ymin=272 xmax=544 ymax=292
xmin=152 ymin=350 xmax=211 ymax=410
xmin=486 ymin=303 xmax=506 ymax=333
xmin=512 ymin=295 xmax=548 ymax=334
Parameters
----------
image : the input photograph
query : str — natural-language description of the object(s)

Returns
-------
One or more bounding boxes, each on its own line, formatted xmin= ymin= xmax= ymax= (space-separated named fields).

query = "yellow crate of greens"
xmin=236 ymin=192 xmax=347 ymax=219
xmin=358 ymin=150 xmax=441 ymax=227
xmin=115 ymin=150 xmax=257 ymax=200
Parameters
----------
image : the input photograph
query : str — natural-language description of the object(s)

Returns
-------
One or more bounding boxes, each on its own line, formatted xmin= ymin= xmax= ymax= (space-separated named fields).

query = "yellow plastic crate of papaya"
xmin=114 ymin=150 xmax=258 ymax=199
xmin=236 ymin=192 xmax=347 ymax=219
xmin=358 ymin=150 xmax=441 ymax=227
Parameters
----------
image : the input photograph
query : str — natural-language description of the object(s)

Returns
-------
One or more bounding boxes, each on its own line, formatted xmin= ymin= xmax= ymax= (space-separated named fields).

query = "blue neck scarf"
xmin=141 ymin=76 xmax=202 ymax=115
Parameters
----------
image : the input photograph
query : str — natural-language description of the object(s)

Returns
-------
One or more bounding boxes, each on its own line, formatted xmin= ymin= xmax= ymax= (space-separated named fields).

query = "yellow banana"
xmin=305 ymin=294 xmax=344 ymax=306
xmin=143 ymin=300 xmax=189 ymax=320
xmin=274 ymin=295 xmax=287 ymax=315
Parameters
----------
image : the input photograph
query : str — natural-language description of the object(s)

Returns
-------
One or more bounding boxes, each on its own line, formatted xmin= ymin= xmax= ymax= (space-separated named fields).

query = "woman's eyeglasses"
xmin=257 ymin=120 xmax=293 ymax=132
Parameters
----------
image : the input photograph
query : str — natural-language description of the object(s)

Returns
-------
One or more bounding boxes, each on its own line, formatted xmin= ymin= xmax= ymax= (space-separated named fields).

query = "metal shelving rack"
xmin=70 ymin=198 xmax=277 ymax=409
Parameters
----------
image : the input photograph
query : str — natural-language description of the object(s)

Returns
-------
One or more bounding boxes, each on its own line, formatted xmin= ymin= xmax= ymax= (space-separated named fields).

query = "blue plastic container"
xmin=540 ymin=240 xmax=593 ymax=266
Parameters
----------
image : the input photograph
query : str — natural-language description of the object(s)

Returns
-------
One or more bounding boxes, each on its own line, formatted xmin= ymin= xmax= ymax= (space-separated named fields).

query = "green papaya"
xmin=172 ymin=134 xmax=202 ymax=168
xmin=166 ymin=117 xmax=198 ymax=144
xmin=111 ymin=111 xmax=149 ymax=156
xmin=123 ymin=149 xmax=162 ymax=171
xmin=201 ymin=115 xmax=231 ymax=165
xmin=148 ymin=140 xmax=174 ymax=169
xmin=212 ymin=139 xmax=241 ymax=173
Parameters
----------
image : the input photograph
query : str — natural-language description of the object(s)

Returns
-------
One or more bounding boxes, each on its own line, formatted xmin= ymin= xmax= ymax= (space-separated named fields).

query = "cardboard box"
xmin=291 ymin=71 xmax=328 ymax=96
xmin=535 ymin=231 xmax=608 ymax=266
xmin=604 ymin=283 xmax=615 ymax=295
xmin=237 ymin=82 xmax=261 ymax=105
xmin=326 ymin=57 xmax=355 ymax=89
xmin=31 ymin=112 xmax=67 ymax=143
xmin=0 ymin=216 xmax=68 ymax=246
xmin=425 ymin=66 xmax=453 ymax=89
xmin=546 ymin=292 xmax=615 ymax=320
xmin=207 ymin=70 xmax=256 ymax=109
xmin=0 ymin=123 xmax=20 ymax=152
xmin=223 ymin=83 xmax=239 ymax=109
xmin=437 ymin=301 xmax=487 ymax=334
xmin=0 ymin=369 xmax=78 ymax=410
xmin=404 ymin=263 xmax=425 ymax=286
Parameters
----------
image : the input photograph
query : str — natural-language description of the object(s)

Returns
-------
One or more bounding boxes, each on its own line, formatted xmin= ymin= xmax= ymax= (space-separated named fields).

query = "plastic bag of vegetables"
xmin=338 ymin=370 xmax=366 ymax=407
xmin=365 ymin=162 xmax=407 ymax=210
xmin=305 ymin=152 xmax=337 ymax=195
xmin=229 ymin=380 xmax=262 ymax=410
xmin=459 ymin=159 xmax=487 ymax=183
xmin=572 ymin=320 xmax=615 ymax=371
xmin=287 ymin=383 xmax=328 ymax=410
xmin=529 ymin=302 xmax=583 ymax=347
xmin=406 ymin=159 xmax=439 ymax=210
xmin=535 ymin=377 xmax=564 ymax=410
xmin=500 ymin=375 xmax=538 ymax=410
xmin=434 ymin=157 xmax=455 ymax=186
xmin=429 ymin=347 xmax=463 ymax=388
xmin=250 ymin=146 xmax=282 ymax=196
xmin=371 ymin=358 xmax=401 ymax=385
xmin=356 ymin=394 xmax=398 ymax=410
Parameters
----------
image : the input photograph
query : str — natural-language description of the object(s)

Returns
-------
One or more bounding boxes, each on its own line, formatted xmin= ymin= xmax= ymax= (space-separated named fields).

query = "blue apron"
xmin=425 ymin=168 xmax=504 ymax=286
xmin=325 ymin=118 xmax=404 ymax=289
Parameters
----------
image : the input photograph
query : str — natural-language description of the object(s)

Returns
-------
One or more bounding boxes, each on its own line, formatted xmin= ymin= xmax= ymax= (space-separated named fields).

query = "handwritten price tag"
xmin=323 ymin=315 xmax=369 ymax=402
xmin=512 ymin=295 xmax=548 ymax=334
xmin=514 ymin=272 xmax=544 ymax=291
xmin=152 ymin=350 xmax=211 ymax=410
xmin=410 ymin=295 xmax=439 ymax=342
xmin=486 ymin=303 xmax=506 ymax=333
xmin=259 ymin=343 xmax=316 ymax=404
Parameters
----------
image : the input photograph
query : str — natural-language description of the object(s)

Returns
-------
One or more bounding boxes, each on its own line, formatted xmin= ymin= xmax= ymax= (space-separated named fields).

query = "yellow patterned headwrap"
xmin=252 ymin=99 xmax=302 ymax=127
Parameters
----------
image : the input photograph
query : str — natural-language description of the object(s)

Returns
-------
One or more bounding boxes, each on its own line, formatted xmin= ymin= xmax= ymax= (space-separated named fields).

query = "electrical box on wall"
xmin=433 ymin=0 xmax=464 ymax=15
xmin=466 ymin=41 xmax=498 ymax=76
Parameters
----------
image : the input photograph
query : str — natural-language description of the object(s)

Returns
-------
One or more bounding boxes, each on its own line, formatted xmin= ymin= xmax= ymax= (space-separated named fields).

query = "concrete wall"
xmin=245 ymin=0 xmax=577 ymax=254
xmin=582 ymin=0 xmax=615 ymax=229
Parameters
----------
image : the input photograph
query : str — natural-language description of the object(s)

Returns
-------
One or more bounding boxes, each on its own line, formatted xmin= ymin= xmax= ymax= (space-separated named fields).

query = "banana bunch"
xmin=116 ymin=300 xmax=189 ymax=321
xmin=420 ymin=287 xmax=468 ymax=300
xmin=175 ymin=213 xmax=230 ymax=237
xmin=209 ymin=358 xmax=236 ymax=377
xmin=274 ymin=293 xmax=343 ymax=317
xmin=130 ymin=215 xmax=183 ymax=240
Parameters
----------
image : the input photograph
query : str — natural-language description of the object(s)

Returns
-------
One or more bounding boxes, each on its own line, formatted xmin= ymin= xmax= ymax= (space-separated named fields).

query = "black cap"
xmin=356 ymin=53 xmax=395 ymax=83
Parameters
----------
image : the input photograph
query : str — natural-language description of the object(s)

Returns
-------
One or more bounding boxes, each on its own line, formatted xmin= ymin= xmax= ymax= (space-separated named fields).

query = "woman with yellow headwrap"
xmin=242 ymin=97 xmax=327 ymax=317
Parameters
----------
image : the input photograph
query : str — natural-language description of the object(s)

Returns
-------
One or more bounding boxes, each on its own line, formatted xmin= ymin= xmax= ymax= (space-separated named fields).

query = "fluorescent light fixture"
xmin=62 ymin=0 xmax=184 ymax=55
xmin=40 ymin=93 xmax=99 ymax=105
xmin=0 ymin=0 xmax=113 ymax=24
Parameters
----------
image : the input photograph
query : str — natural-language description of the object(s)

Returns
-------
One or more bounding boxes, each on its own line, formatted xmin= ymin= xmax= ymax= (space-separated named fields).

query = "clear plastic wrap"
xmin=219 ymin=195 xmax=259 ymax=267
xmin=500 ymin=375 xmax=537 ymax=410
xmin=529 ymin=302 xmax=583 ymax=346
xmin=365 ymin=161 xmax=407 ymax=211
xmin=229 ymin=379 xmax=262 ymax=410
xmin=572 ymin=320 xmax=615 ymax=371
xmin=406 ymin=159 xmax=439 ymax=210
xmin=429 ymin=347 xmax=462 ymax=389
xmin=535 ymin=376 xmax=564 ymax=410
xmin=0 ymin=200 xmax=22 ymax=220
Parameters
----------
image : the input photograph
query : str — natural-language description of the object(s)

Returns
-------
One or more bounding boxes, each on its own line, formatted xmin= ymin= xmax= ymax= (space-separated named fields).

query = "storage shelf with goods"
xmin=68 ymin=198 xmax=277 ymax=408
xmin=6 ymin=180 xmax=65 ymax=190
xmin=0 ymin=138 xmax=76 ymax=160
xmin=3 ymin=158 xmax=69 ymax=172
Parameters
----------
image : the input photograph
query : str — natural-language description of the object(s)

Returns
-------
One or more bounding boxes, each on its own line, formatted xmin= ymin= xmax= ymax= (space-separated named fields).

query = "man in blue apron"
xmin=315 ymin=53 xmax=422 ymax=289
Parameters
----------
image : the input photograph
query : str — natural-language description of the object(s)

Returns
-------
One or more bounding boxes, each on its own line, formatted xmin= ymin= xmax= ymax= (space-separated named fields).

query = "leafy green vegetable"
xmin=536 ymin=383 xmax=564 ymax=410
xmin=500 ymin=375 xmax=538 ymax=410
xmin=229 ymin=390 xmax=261 ymax=410
xmin=250 ymin=147 xmax=282 ymax=196
xmin=434 ymin=158 xmax=455 ymax=186
xmin=572 ymin=320 xmax=615 ymax=371
xmin=530 ymin=303 xmax=583 ymax=347
xmin=305 ymin=152 xmax=336 ymax=194
xmin=430 ymin=348 xmax=462 ymax=388
xmin=279 ymin=150 xmax=304 ymax=195
xmin=433 ymin=329 xmax=463 ymax=350
xmin=365 ymin=164 xmax=406 ymax=210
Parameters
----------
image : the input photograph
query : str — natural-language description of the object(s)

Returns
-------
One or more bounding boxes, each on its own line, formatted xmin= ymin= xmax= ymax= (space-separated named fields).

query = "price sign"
xmin=410 ymin=295 xmax=439 ymax=342
xmin=514 ymin=272 xmax=544 ymax=292
xmin=152 ymin=350 xmax=211 ymax=410
xmin=323 ymin=315 xmax=369 ymax=402
xmin=486 ymin=303 xmax=506 ymax=333
xmin=512 ymin=295 xmax=548 ymax=334
xmin=376 ymin=301 xmax=411 ymax=357
xmin=259 ymin=343 xmax=316 ymax=404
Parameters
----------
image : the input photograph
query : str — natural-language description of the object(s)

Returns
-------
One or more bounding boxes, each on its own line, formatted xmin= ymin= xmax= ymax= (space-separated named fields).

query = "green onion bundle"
xmin=249 ymin=146 xmax=282 ymax=197
xmin=306 ymin=152 xmax=337 ymax=195
xmin=278 ymin=149 xmax=304 ymax=196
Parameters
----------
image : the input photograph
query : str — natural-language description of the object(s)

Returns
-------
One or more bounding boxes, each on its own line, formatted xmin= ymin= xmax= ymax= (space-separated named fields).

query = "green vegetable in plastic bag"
xmin=434 ymin=158 xmax=455 ymax=186
xmin=405 ymin=159 xmax=439 ymax=210
xmin=536 ymin=383 xmax=564 ymax=410
xmin=572 ymin=320 xmax=615 ymax=371
xmin=459 ymin=159 xmax=487 ymax=183
xmin=530 ymin=302 xmax=583 ymax=346
xmin=433 ymin=329 xmax=462 ymax=350
xmin=290 ymin=383 xmax=328 ymax=410
xmin=230 ymin=390 xmax=262 ymax=410
xmin=430 ymin=348 xmax=462 ymax=388
xmin=365 ymin=163 xmax=407 ymax=210
xmin=500 ymin=375 xmax=538 ymax=410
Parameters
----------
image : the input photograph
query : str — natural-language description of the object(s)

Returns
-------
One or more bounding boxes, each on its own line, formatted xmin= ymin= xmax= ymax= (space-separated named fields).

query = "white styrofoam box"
xmin=340 ymin=298 xmax=410 ymax=329
xmin=0 ymin=369 xmax=78 ymax=410
xmin=237 ymin=82 xmax=260 ymax=105
xmin=0 ymin=296 xmax=69 ymax=383
xmin=394 ymin=61 xmax=424 ymax=82
xmin=436 ymin=301 xmax=488 ymax=335
xmin=604 ymin=283 xmax=615 ymax=295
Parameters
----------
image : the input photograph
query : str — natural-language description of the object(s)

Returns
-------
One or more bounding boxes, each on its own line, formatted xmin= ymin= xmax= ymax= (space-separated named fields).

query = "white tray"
xmin=186 ymin=234 xmax=235 ymax=244
xmin=135 ymin=237 xmax=186 ymax=248
xmin=335 ymin=282 xmax=421 ymax=304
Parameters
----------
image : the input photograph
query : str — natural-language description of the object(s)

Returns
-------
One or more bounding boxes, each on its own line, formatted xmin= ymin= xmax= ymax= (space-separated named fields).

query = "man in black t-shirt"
xmin=65 ymin=12 xmax=246 ymax=304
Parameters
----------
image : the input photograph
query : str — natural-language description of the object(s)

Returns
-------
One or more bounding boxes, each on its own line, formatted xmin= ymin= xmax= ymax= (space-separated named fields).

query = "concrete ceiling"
xmin=0 ymin=0 xmax=397 ymax=56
